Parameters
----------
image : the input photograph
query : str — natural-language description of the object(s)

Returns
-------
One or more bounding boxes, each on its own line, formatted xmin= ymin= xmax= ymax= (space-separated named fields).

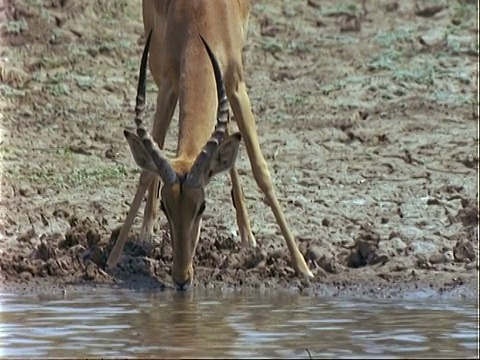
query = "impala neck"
xmin=175 ymin=42 xmax=220 ymax=169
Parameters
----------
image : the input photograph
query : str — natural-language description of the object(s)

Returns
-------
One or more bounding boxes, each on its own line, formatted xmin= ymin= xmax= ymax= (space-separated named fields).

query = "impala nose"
xmin=173 ymin=276 xmax=192 ymax=291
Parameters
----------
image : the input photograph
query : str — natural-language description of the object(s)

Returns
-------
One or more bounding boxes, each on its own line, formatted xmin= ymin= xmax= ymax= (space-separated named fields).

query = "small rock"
xmin=105 ymin=148 xmax=116 ymax=159
xmin=344 ymin=231 xmax=383 ymax=268
xmin=18 ymin=187 xmax=29 ymax=197
xmin=305 ymin=245 xmax=323 ymax=262
xmin=19 ymin=271 xmax=33 ymax=281
xmin=429 ymin=253 xmax=446 ymax=265
xmin=86 ymin=229 xmax=101 ymax=247
xmin=318 ymin=254 xmax=343 ymax=274
xmin=52 ymin=209 xmax=70 ymax=218
xmin=406 ymin=241 xmax=438 ymax=257
xmin=446 ymin=34 xmax=474 ymax=50
xmin=465 ymin=262 xmax=478 ymax=271
xmin=2 ymin=185 xmax=14 ymax=198
xmin=83 ymin=245 xmax=104 ymax=267
xmin=35 ymin=241 xmax=54 ymax=261
xmin=381 ymin=237 xmax=406 ymax=254
xmin=63 ymin=230 xmax=84 ymax=248
xmin=415 ymin=4 xmax=447 ymax=18
xmin=385 ymin=2 xmax=399 ymax=12
xmin=443 ymin=250 xmax=454 ymax=262
xmin=244 ymin=248 xmax=267 ymax=269
xmin=305 ymin=245 xmax=342 ymax=274
xmin=416 ymin=257 xmax=432 ymax=269
xmin=322 ymin=218 xmax=331 ymax=227
xmin=17 ymin=228 xmax=35 ymax=243
xmin=419 ymin=28 xmax=445 ymax=47
xmin=84 ymin=261 xmax=98 ymax=280
xmin=453 ymin=240 xmax=476 ymax=263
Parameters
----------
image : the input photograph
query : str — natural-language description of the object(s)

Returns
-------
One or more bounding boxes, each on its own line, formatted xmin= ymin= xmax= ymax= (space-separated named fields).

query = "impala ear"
xmin=203 ymin=132 xmax=242 ymax=184
xmin=124 ymin=130 xmax=160 ymax=174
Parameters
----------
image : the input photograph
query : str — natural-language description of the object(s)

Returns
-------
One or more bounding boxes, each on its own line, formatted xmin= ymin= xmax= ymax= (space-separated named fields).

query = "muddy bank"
xmin=1 ymin=210 xmax=478 ymax=300
xmin=1 ymin=0 xmax=478 ymax=299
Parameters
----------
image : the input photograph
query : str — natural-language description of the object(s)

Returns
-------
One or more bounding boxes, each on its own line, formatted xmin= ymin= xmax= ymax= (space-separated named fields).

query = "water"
xmin=0 ymin=288 xmax=478 ymax=358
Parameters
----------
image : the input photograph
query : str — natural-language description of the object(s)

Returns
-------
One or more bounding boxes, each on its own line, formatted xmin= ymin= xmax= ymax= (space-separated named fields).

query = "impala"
xmin=107 ymin=0 xmax=313 ymax=290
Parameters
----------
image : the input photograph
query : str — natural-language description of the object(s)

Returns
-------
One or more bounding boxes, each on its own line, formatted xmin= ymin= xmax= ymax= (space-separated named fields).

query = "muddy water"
xmin=0 ymin=289 xmax=477 ymax=359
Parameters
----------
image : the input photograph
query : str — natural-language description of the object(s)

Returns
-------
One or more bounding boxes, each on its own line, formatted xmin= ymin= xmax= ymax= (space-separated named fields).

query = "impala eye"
xmin=198 ymin=201 xmax=206 ymax=216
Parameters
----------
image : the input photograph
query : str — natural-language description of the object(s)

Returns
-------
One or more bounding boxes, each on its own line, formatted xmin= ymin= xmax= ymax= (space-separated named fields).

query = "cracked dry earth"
xmin=0 ymin=0 xmax=478 ymax=299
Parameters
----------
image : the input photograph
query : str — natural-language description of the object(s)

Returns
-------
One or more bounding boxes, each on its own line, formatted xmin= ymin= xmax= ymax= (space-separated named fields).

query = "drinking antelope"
xmin=107 ymin=0 xmax=313 ymax=290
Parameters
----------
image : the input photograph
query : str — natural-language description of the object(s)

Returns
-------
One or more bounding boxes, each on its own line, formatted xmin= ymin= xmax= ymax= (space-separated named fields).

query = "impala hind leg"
xmin=140 ymin=86 xmax=178 ymax=242
xmin=229 ymin=81 xmax=313 ymax=278
xmin=227 ymin=124 xmax=256 ymax=247
xmin=229 ymin=167 xmax=257 ymax=247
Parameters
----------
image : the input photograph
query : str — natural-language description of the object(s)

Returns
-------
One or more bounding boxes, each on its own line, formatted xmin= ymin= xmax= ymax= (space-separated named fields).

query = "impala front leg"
xmin=229 ymin=81 xmax=313 ymax=278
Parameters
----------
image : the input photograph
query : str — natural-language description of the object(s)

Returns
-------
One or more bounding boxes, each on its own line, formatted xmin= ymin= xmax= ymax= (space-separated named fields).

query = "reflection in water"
xmin=0 ymin=289 xmax=477 ymax=358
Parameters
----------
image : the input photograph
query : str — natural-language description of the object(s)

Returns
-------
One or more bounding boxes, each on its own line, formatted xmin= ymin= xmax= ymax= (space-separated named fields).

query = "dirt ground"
xmin=0 ymin=0 xmax=478 ymax=298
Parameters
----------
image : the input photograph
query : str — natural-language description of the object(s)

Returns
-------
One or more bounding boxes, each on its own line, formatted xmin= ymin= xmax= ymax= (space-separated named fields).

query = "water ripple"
xmin=0 ymin=289 xmax=477 ymax=358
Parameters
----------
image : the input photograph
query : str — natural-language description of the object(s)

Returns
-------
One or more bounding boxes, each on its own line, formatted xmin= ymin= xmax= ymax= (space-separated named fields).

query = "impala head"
xmin=124 ymin=31 xmax=241 ymax=291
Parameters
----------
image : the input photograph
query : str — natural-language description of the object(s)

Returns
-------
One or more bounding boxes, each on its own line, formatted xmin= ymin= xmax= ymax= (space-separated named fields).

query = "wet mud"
xmin=1 ymin=0 xmax=478 ymax=299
